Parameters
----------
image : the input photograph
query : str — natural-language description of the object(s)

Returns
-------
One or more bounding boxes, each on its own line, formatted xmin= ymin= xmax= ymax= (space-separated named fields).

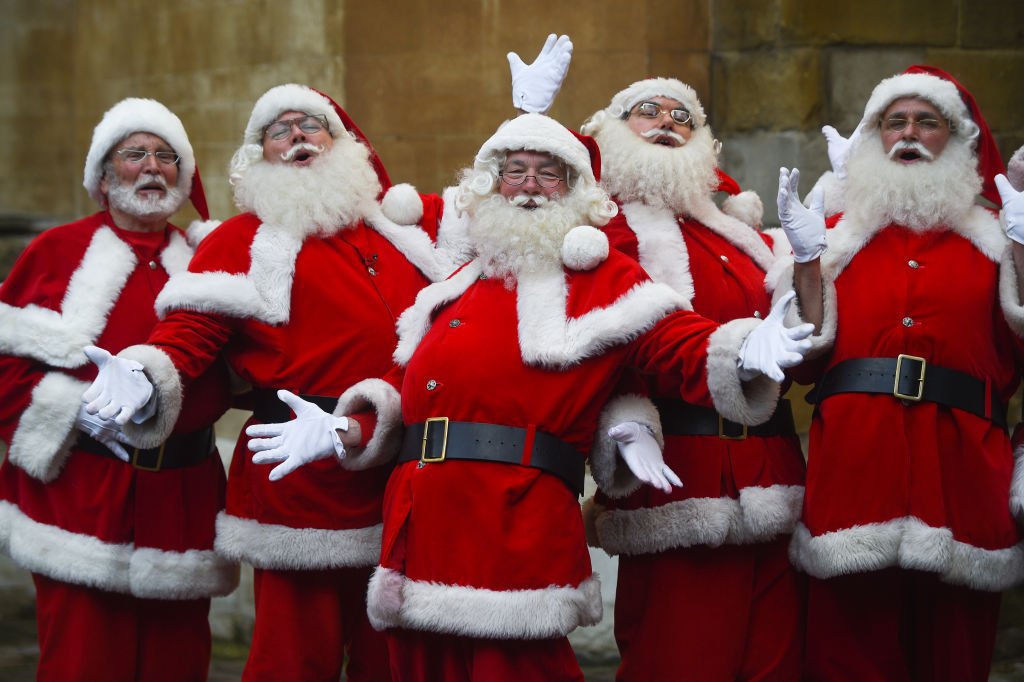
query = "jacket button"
xmin=908 ymin=260 xmax=919 ymax=269
xmin=902 ymin=317 xmax=914 ymax=327
xmin=148 ymin=260 xmax=157 ymax=270
xmin=449 ymin=319 xmax=461 ymax=328
xmin=426 ymin=379 xmax=438 ymax=391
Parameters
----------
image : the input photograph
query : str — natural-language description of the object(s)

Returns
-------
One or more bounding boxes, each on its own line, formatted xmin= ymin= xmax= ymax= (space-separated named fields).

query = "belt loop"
xmin=521 ymin=424 xmax=537 ymax=467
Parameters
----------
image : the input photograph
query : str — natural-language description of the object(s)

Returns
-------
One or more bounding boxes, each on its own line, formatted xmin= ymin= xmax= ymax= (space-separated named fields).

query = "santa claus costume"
xmin=0 ymin=98 xmax=237 ymax=682
xmin=339 ymin=113 xmax=788 ymax=681
xmin=778 ymin=67 xmax=1024 ymax=681
xmin=580 ymin=78 xmax=806 ymax=681
xmin=116 ymin=85 xmax=452 ymax=682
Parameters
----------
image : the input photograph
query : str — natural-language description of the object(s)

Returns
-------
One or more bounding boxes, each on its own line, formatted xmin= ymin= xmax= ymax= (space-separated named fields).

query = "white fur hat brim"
xmin=605 ymin=77 xmax=707 ymax=127
xmin=476 ymin=113 xmax=595 ymax=184
xmin=83 ymin=98 xmax=195 ymax=208
xmin=243 ymin=84 xmax=345 ymax=146
xmin=857 ymin=72 xmax=971 ymax=135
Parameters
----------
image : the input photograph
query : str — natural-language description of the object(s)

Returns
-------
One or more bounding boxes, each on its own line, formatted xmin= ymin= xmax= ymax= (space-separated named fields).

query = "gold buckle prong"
xmin=894 ymin=354 xmax=926 ymax=402
xmin=420 ymin=417 xmax=449 ymax=463
xmin=718 ymin=415 xmax=748 ymax=440
xmin=131 ymin=441 xmax=166 ymax=472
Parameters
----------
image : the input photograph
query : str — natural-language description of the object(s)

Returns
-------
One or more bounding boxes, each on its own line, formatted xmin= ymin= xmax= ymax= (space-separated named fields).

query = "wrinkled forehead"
xmin=881 ymin=96 xmax=946 ymax=121
xmin=501 ymin=150 xmax=566 ymax=170
xmin=110 ymin=132 xmax=174 ymax=155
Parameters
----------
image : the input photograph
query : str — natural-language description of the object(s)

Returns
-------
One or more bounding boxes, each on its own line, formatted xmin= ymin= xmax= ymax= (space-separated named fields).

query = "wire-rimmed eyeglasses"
xmin=264 ymin=114 xmax=330 ymax=141
xmin=499 ymin=170 xmax=565 ymax=188
xmin=632 ymin=101 xmax=693 ymax=126
xmin=115 ymin=149 xmax=180 ymax=165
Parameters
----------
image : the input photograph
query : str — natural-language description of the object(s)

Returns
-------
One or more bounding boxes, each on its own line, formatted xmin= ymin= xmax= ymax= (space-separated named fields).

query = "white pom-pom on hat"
xmin=380 ymin=183 xmax=424 ymax=225
xmin=561 ymin=225 xmax=609 ymax=271
xmin=721 ymin=190 xmax=764 ymax=228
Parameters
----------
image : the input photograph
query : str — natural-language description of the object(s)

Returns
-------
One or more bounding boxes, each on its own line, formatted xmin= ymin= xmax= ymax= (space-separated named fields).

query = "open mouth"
xmin=136 ymin=182 xmax=166 ymax=196
xmin=653 ymin=135 xmax=679 ymax=147
xmin=293 ymin=150 xmax=314 ymax=164
xmin=898 ymin=149 xmax=922 ymax=162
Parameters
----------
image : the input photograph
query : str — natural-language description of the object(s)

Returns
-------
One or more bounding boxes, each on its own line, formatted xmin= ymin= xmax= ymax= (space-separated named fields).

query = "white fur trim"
xmin=604 ymin=77 xmax=707 ymax=127
xmin=561 ymin=225 xmax=608 ymax=271
xmin=3 ymin=501 xmax=237 ymax=598
xmin=214 ymin=512 xmax=382 ymax=570
xmin=394 ymin=262 xmax=484 ymax=366
xmin=858 ymin=72 xmax=972 ymax=138
xmin=367 ymin=566 xmax=602 ymax=638
xmin=365 ymin=207 xmax=455 ymax=283
xmin=595 ymin=485 xmax=803 ymax=555
xmin=688 ymin=198 xmax=775 ymax=272
xmin=159 ymin=229 xmax=194 ymax=275
xmin=380 ymin=183 xmax=424 ymax=226
xmin=0 ymin=500 xmax=14 ymax=554
xmin=621 ymin=202 xmax=694 ymax=303
xmin=804 ymin=171 xmax=845 ymax=217
xmin=118 ymin=345 xmax=182 ymax=448
xmin=1011 ymin=441 xmax=1024 ymax=521
xmin=7 ymin=373 xmax=85 ymax=482
xmin=477 ymin=114 xmax=595 ymax=184
xmin=1000 ymin=245 xmax=1024 ymax=337
xmin=589 ymin=394 xmax=663 ymax=498
xmin=721 ymin=190 xmax=764 ymax=228
xmin=789 ymin=518 xmax=1024 ymax=592
xmin=185 ymin=219 xmax=221 ymax=248
xmin=84 ymin=98 xmax=195 ymax=208
xmin=705 ymin=318 xmax=781 ymax=425
xmin=436 ymin=187 xmax=475 ymax=268
xmin=335 ymin=379 xmax=403 ymax=470
xmin=0 ymin=227 xmax=134 ymax=368
xmin=244 ymin=84 xmax=345 ymax=146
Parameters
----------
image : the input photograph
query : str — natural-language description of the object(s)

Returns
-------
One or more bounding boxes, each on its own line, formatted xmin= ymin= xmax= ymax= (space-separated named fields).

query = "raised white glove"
xmin=608 ymin=421 xmax=682 ymax=494
xmin=81 ymin=345 xmax=156 ymax=425
xmin=246 ymin=390 xmax=348 ymax=481
xmin=996 ymin=174 xmax=1024 ymax=245
xmin=737 ymin=291 xmax=815 ymax=382
xmin=75 ymin=404 xmax=132 ymax=462
xmin=778 ymin=167 xmax=826 ymax=263
xmin=822 ymin=125 xmax=859 ymax=182
xmin=508 ymin=34 xmax=573 ymax=114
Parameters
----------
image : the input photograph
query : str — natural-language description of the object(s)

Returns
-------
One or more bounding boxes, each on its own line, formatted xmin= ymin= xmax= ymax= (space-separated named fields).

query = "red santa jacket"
xmin=590 ymin=198 xmax=806 ymax=556
xmin=0 ymin=213 xmax=237 ymax=599
xmin=337 ymin=241 xmax=782 ymax=639
xmin=132 ymin=208 xmax=450 ymax=571
xmin=778 ymin=204 xmax=1024 ymax=591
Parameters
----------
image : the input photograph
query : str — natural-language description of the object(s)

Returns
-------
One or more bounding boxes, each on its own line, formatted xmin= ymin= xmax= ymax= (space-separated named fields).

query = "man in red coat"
xmin=579 ymin=77 xmax=806 ymax=681
xmin=0 ymin=98 xmax=236 ymax=682
xmin=236 ymin=112 xmax=815 ymax=681
xmin=778 ymin=66 xmax=1024 ymax=681
xmin=82 ymin=84 xmax=452 ymax=681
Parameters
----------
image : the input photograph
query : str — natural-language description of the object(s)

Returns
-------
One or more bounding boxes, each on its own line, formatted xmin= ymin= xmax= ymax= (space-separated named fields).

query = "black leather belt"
xmin=807 ymin=355 xmax=1007 ymax=429
xmin=399 ymin=419 xmax=585 ymax=496
xmin=78 ymin=426 xmax=214 ymax=471
xmin=654 ymin=398 xmax=796 ymax=439
xmin=250 ymin=390 xmax=338 ymax=423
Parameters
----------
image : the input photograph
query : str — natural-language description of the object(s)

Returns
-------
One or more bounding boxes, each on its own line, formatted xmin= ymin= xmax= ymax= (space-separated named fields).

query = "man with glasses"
xmin=777 ymin=66 xmax=1022 ymax=680
xmin=81 ymin=84 xmax=452 ymax=681
xmin=0 ymin=98 xmax=237 ymax=681
xmin=578 ymin=77 xmax=805 ymax=681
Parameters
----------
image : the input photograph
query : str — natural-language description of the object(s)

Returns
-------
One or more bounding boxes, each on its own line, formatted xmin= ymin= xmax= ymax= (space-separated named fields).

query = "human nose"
xmin=139 ymin=152 xmax=161 ymax=172
xmin=520 ymin=175 xmax=542 ymax=192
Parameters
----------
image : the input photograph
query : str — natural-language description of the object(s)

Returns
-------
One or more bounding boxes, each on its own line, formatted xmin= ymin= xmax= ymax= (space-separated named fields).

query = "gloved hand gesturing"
xmin=996 ymin=174 xmax=1024 ymax=245
xmin=822 ymin=125 xmax=859 ymax=182
xmin=75 ymin=404 xmax=133 ymax=462
xmin=737 ymin=291 xmax=814 ymax=382
xmin=608 ymin=421 xmax=682 ymax=494
xmin=778 ymin=167 xmax=826 ymax=263
xmin=508 ymin=33 xmax=573 ymax=114
xmin=81 ymin=345 xmax=156 ymax=425
xmin=246 ymin=390 xmax=349 ymax=482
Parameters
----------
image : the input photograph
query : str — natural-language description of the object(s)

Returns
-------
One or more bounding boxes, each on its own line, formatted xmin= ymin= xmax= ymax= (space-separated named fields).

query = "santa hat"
xmin=83 ymin=98 xmax=209 ymax=220
xmin=602 ymin=77 xmax=707 ymax=128
xmin=476 ymin=113 xmax=601 ymax=185
xmin=857 ymin=65 xmax=1005 ymax=207
xmin=715 ymin=168 xmax=764 ymax=227
xmin=243 ymin=83 xmax=391 ymax=193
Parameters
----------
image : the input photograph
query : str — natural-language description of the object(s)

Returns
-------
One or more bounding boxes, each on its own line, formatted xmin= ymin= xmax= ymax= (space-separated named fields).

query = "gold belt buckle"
xmin=131 ymin=441 xmax=166 ymax=472
xmin=893 ymin=354 xmax=926 ymax=402
xmin=718 ymin=415 xmax=748 ymax=440
xmin=420 ymin=417 xmax=449 ymax=463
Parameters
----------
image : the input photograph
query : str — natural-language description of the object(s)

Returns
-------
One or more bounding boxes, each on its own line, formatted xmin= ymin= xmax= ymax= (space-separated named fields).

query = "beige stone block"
xmin=779 ymin=0 xmax=957 ymax=46
xmin=648 ymin=0 xmax=709 ymax=51
xmin=924 ymin=49 xmax=1024 ymax=133
xmin=961 ymin=1 xmax=1024 ymax=49
xmin=713 ymin=0 xmax=778 ymax=50
xmin=825 ymin=48 xmax=928 ymax=132
xmin=711 ymin=49 xmax=821 ymax=131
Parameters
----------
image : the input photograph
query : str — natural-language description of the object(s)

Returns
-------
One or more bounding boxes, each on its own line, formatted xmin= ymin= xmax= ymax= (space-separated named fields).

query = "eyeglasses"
xmin=264 ymin=114 xmax=329 ymax=141
xmin=115 ymin=148 xmax=180 ymax=165
xmin=632 ymin=101 xmax=692 ymax=126
xmin=881 ymin=115 xmax=948 ymax=133
xmin=499 ymin=170 xmax=565 ymax=188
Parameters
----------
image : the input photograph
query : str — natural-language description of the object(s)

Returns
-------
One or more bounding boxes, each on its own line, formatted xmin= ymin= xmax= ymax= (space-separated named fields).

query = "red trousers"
xmin=385 ymin=628 xmax=584 ymax=682
xmin=242 ymin=566 xmax=390 ymax=682
xmin=33 ymin=573 xmax=211 ymax=682
xmin=804 ymin=569 xmax=1001 ymax=682
xmin=614 ymin=537 xmax=803 ymax=681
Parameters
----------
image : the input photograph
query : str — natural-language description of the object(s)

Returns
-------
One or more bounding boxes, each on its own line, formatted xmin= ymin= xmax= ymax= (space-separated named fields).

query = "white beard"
xmin=232 ymin=136 xmax=381 ymax=235
xmin=106 ymin=173 xmax=188 ymax=221
xmin=591 ymin=116 xmax=719 ymax=215
xmin=844 ymin=133 xmax=982 ymax=231
xmin=467 ymin=192 xmax=592 ymax=283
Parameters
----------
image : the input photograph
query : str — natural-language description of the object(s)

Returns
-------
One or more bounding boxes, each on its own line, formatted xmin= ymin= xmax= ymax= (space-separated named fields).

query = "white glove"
xmin=81 ymin=345 xmax=156 ymax=425
xmin=822 ymin=125 xmax=859 ymax=182
xmin=75 ymin=404 xmax=132 ymax=462
xmin=996 ymin=174 xmax=1024 ymax=245
xmin=778 ymin=167 xmax=826 ymax=263
xmin=246 ymin=390 xmax=348 ymax=482
xmin=608 ymin=421 xmax=682 ymax=494
xmin=508 ymin=34 xmax=573 ymax=114
xmin=737 ymin=291 xmax=815 ymax=382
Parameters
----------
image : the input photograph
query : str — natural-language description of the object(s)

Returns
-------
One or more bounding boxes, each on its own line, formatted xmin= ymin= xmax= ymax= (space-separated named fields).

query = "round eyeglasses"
xmin=115 ymin=149 xmax=180 ymax=165
xmin=499 ymin=170 xmax=565 ymax=188
xmin=264 ymin=114 xmax=330 ymax=141
xmin=881 ymin=115 xmax=947 ymax=134
xmin=632 ymin=101 xmax=692 ymax=126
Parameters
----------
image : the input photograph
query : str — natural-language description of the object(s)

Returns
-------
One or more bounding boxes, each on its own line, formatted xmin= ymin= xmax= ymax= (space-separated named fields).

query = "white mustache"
xmin=641 ymin=128 xmax=687 ymax=144
xmin=509 ymin=194 xmax=551 ymax=207
xmin=888 ymin=140 xmax=934 ymax=161
xmin=280 ymin=143 xmax=326 ymax=162
xmin=134 ymin=173 xmax=167 ymax=190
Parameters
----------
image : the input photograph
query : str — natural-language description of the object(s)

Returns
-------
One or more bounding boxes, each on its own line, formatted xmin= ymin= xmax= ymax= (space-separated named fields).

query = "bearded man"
xmin=578 ymin=77 xmax=806 ymax=681
xmin=0 ymin=98 xmax=236 ymax=682
xmin=81 ymin=84 xmax=452 ymax=682
xmin=777 ymin=65 xmax=1024 ymax=681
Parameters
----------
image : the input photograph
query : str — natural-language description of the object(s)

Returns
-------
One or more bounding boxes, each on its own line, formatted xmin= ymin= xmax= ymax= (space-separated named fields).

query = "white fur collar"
xmin=393 ymin=259 xmax=688 ymax=368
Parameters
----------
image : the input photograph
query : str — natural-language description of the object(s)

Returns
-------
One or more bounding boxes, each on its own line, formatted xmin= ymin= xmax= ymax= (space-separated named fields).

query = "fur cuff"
xmin=588 ymin=394 xmax=663 ymax=498
xmin=118 ymin=345 xmax=182 ymax=448
xmin=8 ymin=372 xmax=85 ymax=482
xmin=705 ymin=318 xmax=781 ymax=426
xmin=380 ymin=183 xmax=424 ymax=225
xmin=335 ymin=379 xmax=403 ymax=470
xmin=214 ymin=512 xmax=382 ymax=569
xmin=721 ymin=190 xmax=764 ymax=228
